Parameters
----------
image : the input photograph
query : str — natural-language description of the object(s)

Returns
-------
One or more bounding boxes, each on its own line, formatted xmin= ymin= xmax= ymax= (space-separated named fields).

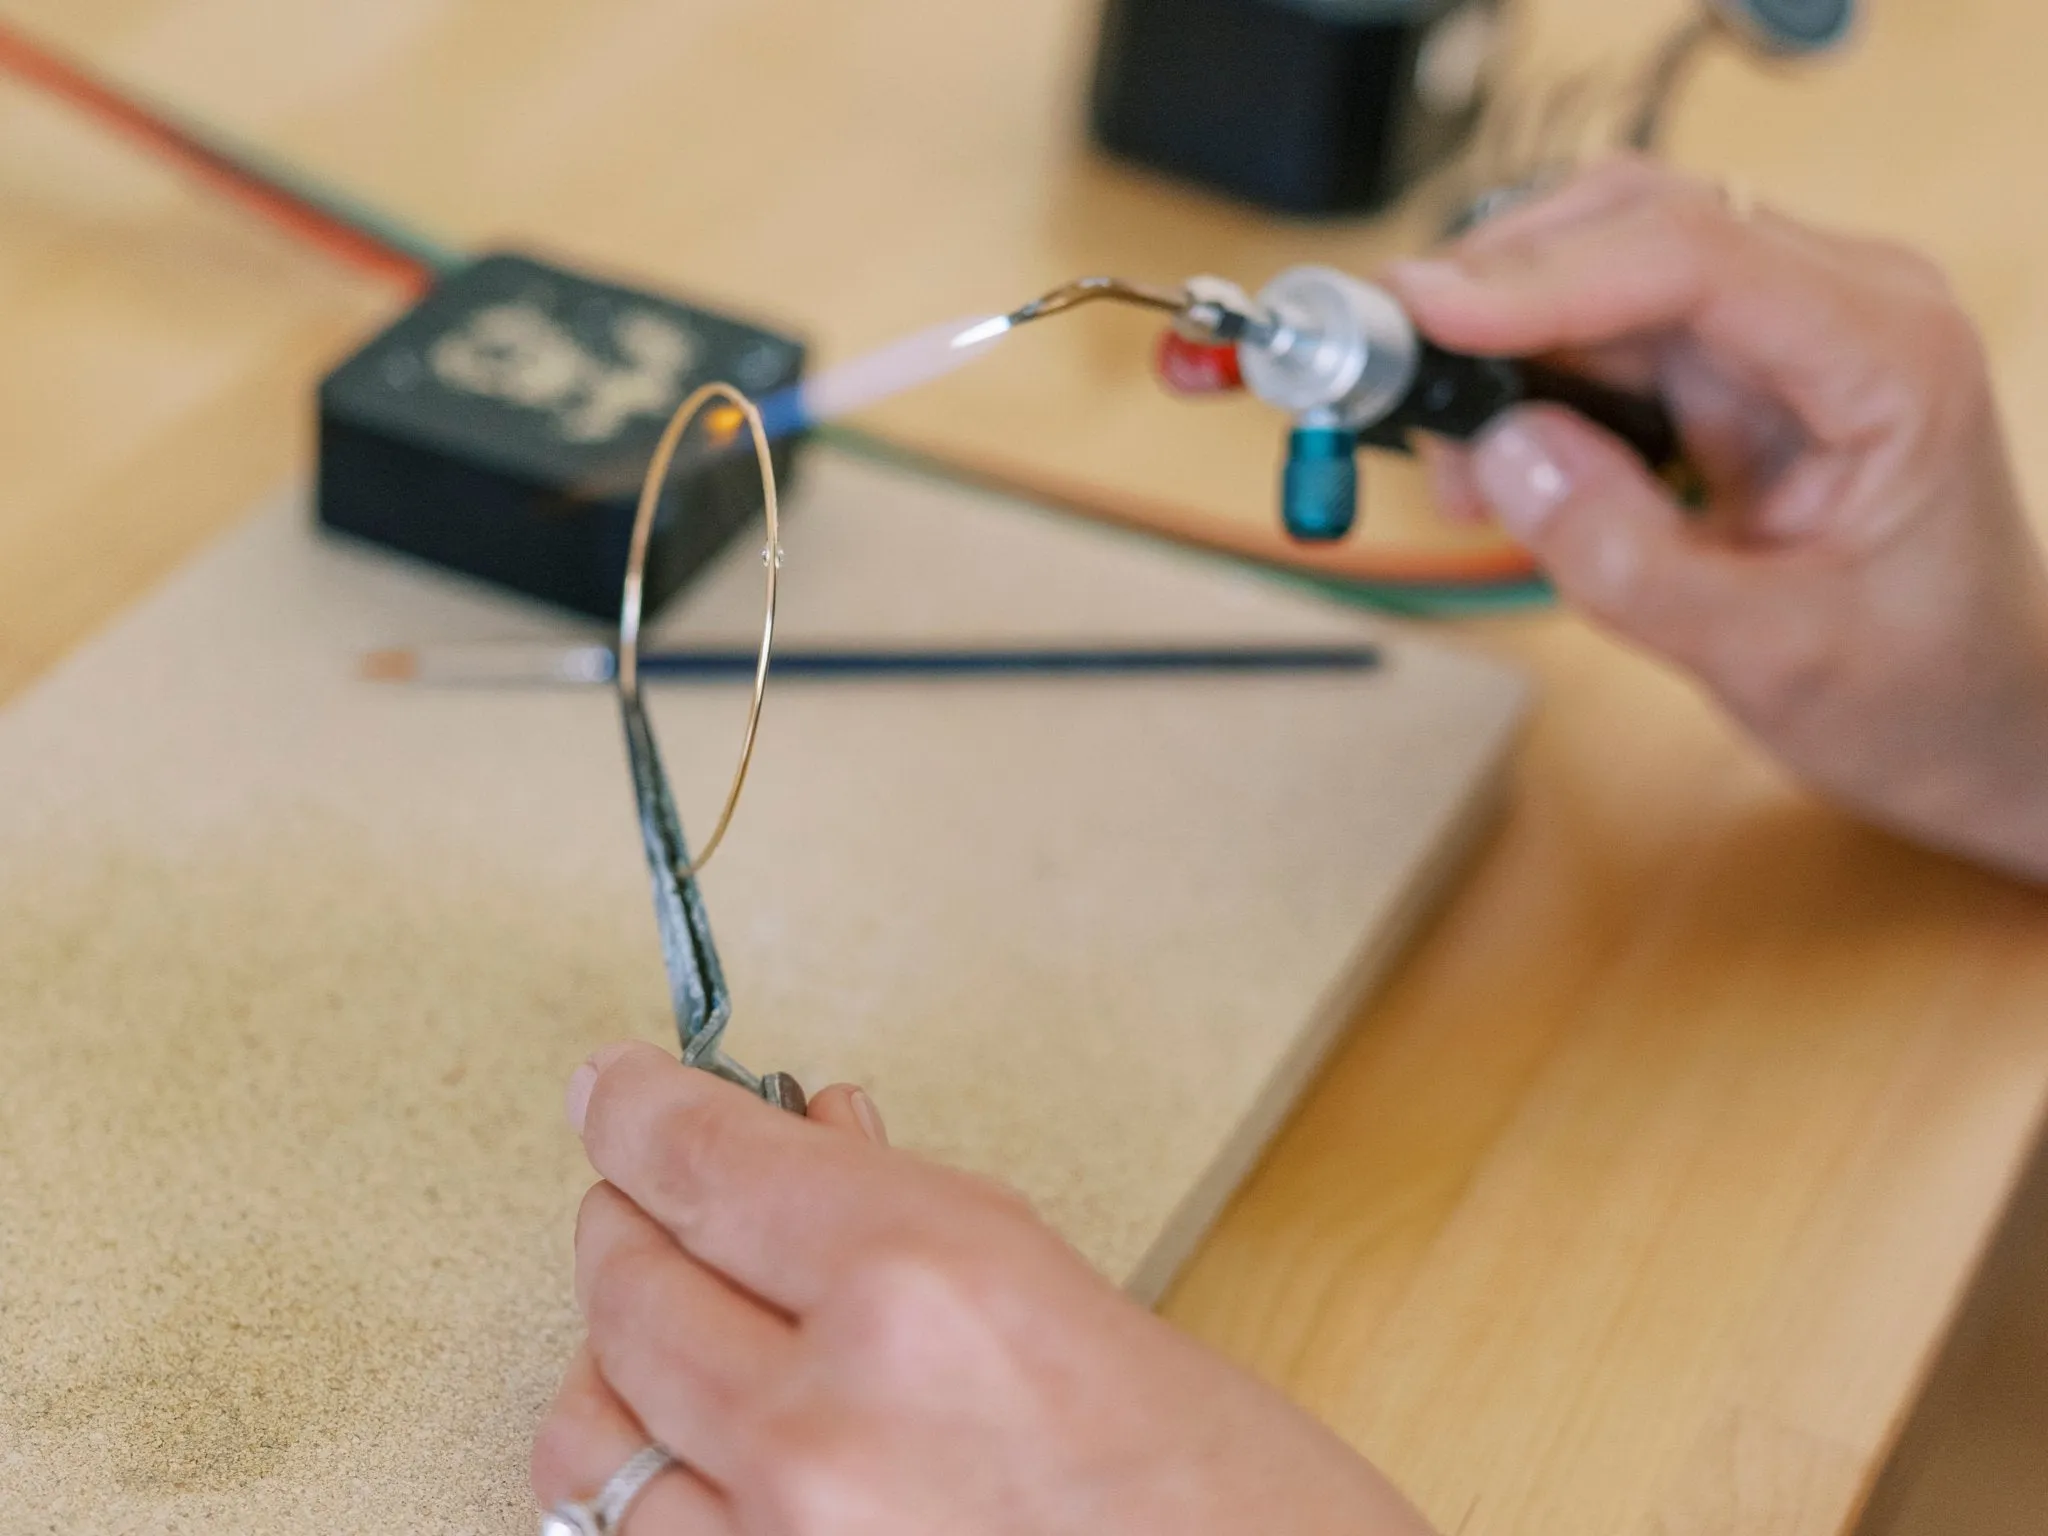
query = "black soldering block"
xmin=318 ymin=252 xmax=806 ymax=619
xmin=1090 ymin=0 xmax=1501 ymax=217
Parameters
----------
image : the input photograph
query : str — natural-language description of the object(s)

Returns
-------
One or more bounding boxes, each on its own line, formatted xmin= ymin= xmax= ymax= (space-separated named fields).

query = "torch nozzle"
xmin=1005 ymin=276 xmax=1189 ymax=326
xmin=1004 ymin=274 xmax=1279 ymax=350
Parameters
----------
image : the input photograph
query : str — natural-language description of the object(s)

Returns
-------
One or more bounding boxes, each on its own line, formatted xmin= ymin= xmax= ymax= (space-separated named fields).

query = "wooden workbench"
xmin=3 ymin=1 xmax=2045 ymax=1530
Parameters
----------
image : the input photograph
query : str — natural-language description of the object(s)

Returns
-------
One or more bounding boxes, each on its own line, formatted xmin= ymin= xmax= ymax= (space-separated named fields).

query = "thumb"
xmin=805 ymin=1083 xmax=890 ymax=1146
xmin=1471 ymin=405 xmax=1742 ymax=663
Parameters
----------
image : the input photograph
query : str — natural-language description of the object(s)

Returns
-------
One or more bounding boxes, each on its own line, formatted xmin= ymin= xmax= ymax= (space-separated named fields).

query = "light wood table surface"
xmin=4 ymin=2 xmax=2047 ymax=1531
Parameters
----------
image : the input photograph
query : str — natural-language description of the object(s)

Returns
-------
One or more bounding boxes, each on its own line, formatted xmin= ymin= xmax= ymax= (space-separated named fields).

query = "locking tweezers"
xmin=621 ymin=690 xmax=806 ymax=1114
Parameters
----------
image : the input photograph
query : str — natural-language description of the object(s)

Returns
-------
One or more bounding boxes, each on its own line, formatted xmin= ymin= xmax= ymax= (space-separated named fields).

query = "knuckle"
xmin=1547 ymin=504 xmax=1659 ymax=629
xmin=839 ymin=1228 xmax=1034 ymax=1361
xmin=630 ymin=1093 xmax=740 ymax=1231
xmin=1701 ymin=611 xmax=1841 ymax=732
xmin=529 ymin=1413 xmax=581 ymax=1504
xmin=1874 ymin=241 xmax=1958 ymax=304
xmin=756 ymin=1409 xmax=873 ymax=1527
xmin=841 ymin=1239 xmax=970 ymax=1331
xmin=1594 ymin=191 xmax=1720 ymax=312
xmin=1897 ymin=266 xmax=1979 ymax=353
xmin=1921 ymin=302 xmax=1990 ymax=389
xmin=1893 ymin=294 xmax=1991 ymax=445
xmin=1653 ymin=185 xmax=1733 ymax=262
xmin=1847 ymin=241 xmax=1978 ymax=371
xmin=582 ymin=1242 xmax=666 ymax=1349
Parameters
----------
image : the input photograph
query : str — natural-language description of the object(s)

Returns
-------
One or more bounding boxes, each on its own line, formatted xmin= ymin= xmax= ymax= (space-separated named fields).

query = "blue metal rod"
xmin=647 ymin=643 xmax=1382 ymax=680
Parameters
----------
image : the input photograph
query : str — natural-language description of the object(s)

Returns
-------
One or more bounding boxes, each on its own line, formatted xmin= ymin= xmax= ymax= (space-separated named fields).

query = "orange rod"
xmin=876 ymin=437 xmax=1545 ymax=587
xmin=0 ymin=20 xmax=433 ymax=295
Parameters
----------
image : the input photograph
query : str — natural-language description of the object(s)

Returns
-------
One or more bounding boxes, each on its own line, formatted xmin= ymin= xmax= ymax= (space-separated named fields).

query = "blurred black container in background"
xmin=1089 ymin=0 xmax=1502 ymax=216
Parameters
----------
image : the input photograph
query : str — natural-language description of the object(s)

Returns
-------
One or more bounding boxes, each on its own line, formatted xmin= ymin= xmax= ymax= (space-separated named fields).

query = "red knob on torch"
xmin=1154 ymin=330 xmax=1244 ymax=396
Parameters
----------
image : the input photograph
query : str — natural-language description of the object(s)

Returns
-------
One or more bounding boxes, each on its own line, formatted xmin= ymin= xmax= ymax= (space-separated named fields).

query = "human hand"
xmin=1386 ymin=158 xmax=2048 ymax=881
xmin=532 ymin=1043 xmax=1435 ymax=1536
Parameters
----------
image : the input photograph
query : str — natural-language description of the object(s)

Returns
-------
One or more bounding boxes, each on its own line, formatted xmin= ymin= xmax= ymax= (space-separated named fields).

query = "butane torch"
xmin=1002 ymin=268 xmax=1689 ymax=542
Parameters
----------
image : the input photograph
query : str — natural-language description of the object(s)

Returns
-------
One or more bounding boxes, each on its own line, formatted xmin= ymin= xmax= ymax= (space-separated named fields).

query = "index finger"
xmin=1451 ymin=154 xmax=1670 ymax=258
xmin=1385 ymin=184 xmax=1923 ymax=448
xmin=569 ymin=1043 xmax=945 ymax=1314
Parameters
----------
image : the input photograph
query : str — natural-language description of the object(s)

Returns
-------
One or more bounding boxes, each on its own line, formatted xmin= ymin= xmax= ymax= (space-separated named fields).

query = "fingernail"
xmin=1473 ymin=417 xmax=1573 ymax=540
xmin=564 ymin=1063 xmax=598 ymax=1135
xmin=849 ymin=1089 xmax=889 ymax=1147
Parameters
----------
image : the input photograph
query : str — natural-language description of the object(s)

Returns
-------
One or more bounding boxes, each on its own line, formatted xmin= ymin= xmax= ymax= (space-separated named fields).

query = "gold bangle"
xmin=618 ymin=380 xmax=780 ymax=878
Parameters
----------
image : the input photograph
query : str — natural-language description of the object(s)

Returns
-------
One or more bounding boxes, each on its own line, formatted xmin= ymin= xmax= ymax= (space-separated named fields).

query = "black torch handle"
xmin=1515 ymin=360 xmax=1683 ymax=472
xmin=1369 ymin=344 xmax=1690 ymax=485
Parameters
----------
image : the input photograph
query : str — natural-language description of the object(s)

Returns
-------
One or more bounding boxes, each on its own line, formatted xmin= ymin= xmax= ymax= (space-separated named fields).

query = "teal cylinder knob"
xmin=1282 ymin=424 xmax=1359 ymax=542
xmin=1709 ymin=0 xmax=1855 ymax=54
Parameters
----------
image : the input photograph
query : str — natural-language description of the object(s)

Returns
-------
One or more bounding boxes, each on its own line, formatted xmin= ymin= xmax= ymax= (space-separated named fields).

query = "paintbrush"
xmin=361 ymin=641 xmax=1382 ymax=687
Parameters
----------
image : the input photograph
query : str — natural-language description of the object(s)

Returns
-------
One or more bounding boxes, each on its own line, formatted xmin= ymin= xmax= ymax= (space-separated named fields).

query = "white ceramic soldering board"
xmin=0 ymin=449 xmax=1525 ymax=1525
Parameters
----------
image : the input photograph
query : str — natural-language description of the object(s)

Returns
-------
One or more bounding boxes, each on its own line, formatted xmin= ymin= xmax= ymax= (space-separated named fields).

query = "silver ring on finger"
xmin=542 ymin=1443 xmax=675 ymax=1536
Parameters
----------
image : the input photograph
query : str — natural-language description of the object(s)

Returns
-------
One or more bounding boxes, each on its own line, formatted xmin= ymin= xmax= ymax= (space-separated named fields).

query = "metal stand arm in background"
xmin=1454 ymin=0 xmax=1857 ymax=232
